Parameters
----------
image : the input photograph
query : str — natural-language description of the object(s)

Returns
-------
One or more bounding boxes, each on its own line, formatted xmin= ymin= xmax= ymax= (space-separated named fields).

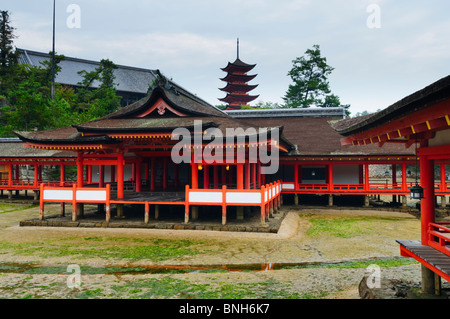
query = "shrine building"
xmin=0 ymin=63 xmax=449 ymax=231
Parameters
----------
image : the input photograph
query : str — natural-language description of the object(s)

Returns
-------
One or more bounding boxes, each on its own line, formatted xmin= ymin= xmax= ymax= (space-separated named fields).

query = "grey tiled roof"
xmin=17 ymin=48 xmax=158 ymax=94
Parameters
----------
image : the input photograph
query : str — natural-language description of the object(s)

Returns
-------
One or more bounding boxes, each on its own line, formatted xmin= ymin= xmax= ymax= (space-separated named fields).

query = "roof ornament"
xmin=156 ymin=69 xmax=179 ymax=95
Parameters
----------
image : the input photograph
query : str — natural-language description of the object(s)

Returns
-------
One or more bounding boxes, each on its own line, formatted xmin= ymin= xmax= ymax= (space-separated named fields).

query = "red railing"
xmin=0 ymin=180 xmax=75 ymax=188
xmin=428 ymin=222 xmax=450 ymax=257
xmin=281 ymin=182 xmax=450 ymax=195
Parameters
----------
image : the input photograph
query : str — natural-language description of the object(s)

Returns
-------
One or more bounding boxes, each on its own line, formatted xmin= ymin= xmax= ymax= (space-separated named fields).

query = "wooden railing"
xmin=428 ymin=222 xmax=450 ymax=257
xmin=185 ymin=180 xmax=282 ymax=225
xmin=281 ymin=182 xmax=450 ymax=195
xmin=38 ymin=180 xmax=282 ymax=226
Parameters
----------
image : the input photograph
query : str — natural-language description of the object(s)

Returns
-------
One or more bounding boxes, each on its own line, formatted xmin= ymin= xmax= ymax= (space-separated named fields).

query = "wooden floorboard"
xmin=397 ymin=240 xmax=450 ymax=275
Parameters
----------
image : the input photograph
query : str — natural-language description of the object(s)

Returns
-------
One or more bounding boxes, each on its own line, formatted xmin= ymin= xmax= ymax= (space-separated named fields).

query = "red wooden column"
xmin=77 ymin=153 xmax=84 ymax=188
xmin=111 ymin=165 xmax=115 ymax=183
xmin=60 ymin=164 xmax=65 ymax=187
xmin=144 ymin=162 xmax=149 ymax=186
xmin=392 ymin=164 xmax=397 ymax=187
xmin=294 ymin=164 xmax=299 ymax=190
xmin=420 ymin=155 xmax=435 ymax=245
xmin=251 ymin=163 xmax=256 ymax=189
xmin=257 ymin=162 xmax=261 ymax=188
xmin=150 ymin=158 xmax=155 ymax=191
xmin=33 ymin=164 xmax=38 ymax=187
xmin=440 ymin=164 xmax=447 ymax=192
xmin=402 ymin=163 xmax=407 ymax=191
xmin=7 ymin=164 xmax=12 ymax=187
xmin=136 ymin=158 xmax=142 ymax=193
xmin=237 ymin=163 xmax=244 ymax=189
xmin=364 ymin=163 xmax=370 ymax=191
xmin=87 ymin=165 xmax=92 ymax=184
xmin=99 ymin=165 xmax=104 ymax=188
xmin=203 ymin=164 xmax=209 ymax=189
xmin=191 ymin=163 xmax=198 ymax=189
xmin=328 ymin=164 xmax=334 ymax=191
xmin=117 ymin=152 xmax=124 ymax=199
xmin=244 ymin=162 xmax=250 ymax=189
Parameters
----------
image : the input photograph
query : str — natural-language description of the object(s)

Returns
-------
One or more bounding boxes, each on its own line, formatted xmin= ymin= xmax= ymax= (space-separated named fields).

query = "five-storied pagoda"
xmin=219 ymin=39 xmax=259 ymax=110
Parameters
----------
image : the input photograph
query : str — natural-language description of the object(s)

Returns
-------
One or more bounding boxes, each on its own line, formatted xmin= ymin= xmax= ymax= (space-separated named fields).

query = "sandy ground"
xmin=0 ymin=202 xmax=431 ymax=299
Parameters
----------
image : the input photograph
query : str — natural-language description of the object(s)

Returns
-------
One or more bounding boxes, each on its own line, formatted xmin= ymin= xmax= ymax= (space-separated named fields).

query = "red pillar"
xmin=117 ymin=152 xmax=124 ymax=199
xmin=244 ymin=163 xmax=250 ymax=189
xmin=203 ymin=164 xmax=209 ymax=189
xmin=440 ymin=164 xmax=446 ymax=192
xmin=136 ymin=159 xmax=142 ymax=193
xmin=402 ymin=163 xmax=407 ymax=191
xmin=150 ymin=158 xmax=155 ymax=191
xmin=60 ymin=164 xmax=65 ymax=187
xmin=144 ymin=162 xmax=149 ymax=185
xmin=111 ymin=165 xmax=115 ymax=183
xmin=99 ymin=165 xmax=104 ymax=188
xmin=191 ymin=163 xmax=198 ymax=189
xmin=8 ymin=164 xmax=12 ymax=187
xmin=257 ymin=162 xmax=261 ymax=188
xmin=77 ymin=153 xmax=83 ymax=188
xmin=392 ymin=164 xmax=397 ymax=187
xmin=251 ymin=163 xmax=256 ymax=189
xmin=87 ymin=165 xmax=92 ymax=184
xmin=294 ymin=164 xmax=299 ymax=190
xmin=364 ymin=163 xmax=370 ymax=191
xmin=328 ymin=164 xmax=333 ymax=191
xmin=34 ymin=164 xmax=38 ymax=187
xmin=420 ymin=155 xmax=435 ymax=245
xmin=237 ymin=163 xmax=244 ymax=189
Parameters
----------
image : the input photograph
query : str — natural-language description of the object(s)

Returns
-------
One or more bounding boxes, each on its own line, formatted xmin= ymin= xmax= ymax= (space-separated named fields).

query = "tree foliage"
xmin=0 ymin=11 xmax=122 ymax=137
xmin=283 ymin=45 xmax=350 ymax=115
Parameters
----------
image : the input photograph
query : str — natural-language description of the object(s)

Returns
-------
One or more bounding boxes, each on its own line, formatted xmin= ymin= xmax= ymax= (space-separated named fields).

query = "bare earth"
xmin=0 ymin=202 xmax=426 ymax=299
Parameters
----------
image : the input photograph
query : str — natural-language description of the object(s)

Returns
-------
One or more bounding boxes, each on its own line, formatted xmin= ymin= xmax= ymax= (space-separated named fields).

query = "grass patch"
xmin=283 ymin=257 xmax=418 ymax=270
xmin=0 ymin=204 xmax=37 ymax=215
xmin=103 ymin=277 xmax=301 ymax=299
xmin=306 ymin=216 xmax=404 ymax=238
xmin=0 ymin=237 xmax=207 ymax=262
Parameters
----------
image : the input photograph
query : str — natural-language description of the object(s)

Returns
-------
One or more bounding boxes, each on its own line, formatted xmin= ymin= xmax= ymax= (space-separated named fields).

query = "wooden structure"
xmin=14 ymin=73 xmax=284 ymax=225
xmin=219 ymin=39 xmax=259 ymax=110
xmin=334 ymin=75 xmax=450 ymax=292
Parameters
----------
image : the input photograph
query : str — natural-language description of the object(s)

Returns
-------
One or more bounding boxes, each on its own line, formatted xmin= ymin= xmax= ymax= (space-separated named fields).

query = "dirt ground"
xmin=0 ymin=201 xmax=437 ymax=299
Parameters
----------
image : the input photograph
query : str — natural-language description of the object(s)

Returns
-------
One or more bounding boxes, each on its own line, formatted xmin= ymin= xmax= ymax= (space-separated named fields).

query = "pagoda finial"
xmin=237 ymin=38 xmax=239 ymax=60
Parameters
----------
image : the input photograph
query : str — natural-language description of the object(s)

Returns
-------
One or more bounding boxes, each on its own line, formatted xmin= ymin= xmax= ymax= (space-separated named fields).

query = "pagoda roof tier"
xmin=221 ymin=58 xmax=256 ymax=73
xmin=220 ymin=73 xmax=257 ymax=83
xmin=219 ymin=93 xmax=259 ymax=105
xmin=219 ymin=83 xmax=258 ymax=94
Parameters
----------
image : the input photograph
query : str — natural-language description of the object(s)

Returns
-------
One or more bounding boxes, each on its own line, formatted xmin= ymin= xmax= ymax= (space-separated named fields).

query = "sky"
xmin=3 ymin=0 xmax=450 ymax=115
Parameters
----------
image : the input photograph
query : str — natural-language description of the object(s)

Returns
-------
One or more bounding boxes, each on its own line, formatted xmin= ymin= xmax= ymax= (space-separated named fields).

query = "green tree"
xmin=0 ymin=10 xmax=19 ymax=96
xmin=75 ymin=58 xmax=121 ymax=115
xmin=283 ymin=45 xmax=350 ymax=114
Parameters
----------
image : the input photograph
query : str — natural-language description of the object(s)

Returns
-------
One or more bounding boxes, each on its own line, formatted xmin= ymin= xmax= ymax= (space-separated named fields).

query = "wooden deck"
xmin=397 ymin=240 xmax=450 ymax=282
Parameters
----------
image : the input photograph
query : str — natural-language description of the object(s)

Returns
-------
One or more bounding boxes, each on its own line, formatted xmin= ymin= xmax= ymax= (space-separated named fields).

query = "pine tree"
xmin=0 ymin=10 xmax=19 ymax=95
